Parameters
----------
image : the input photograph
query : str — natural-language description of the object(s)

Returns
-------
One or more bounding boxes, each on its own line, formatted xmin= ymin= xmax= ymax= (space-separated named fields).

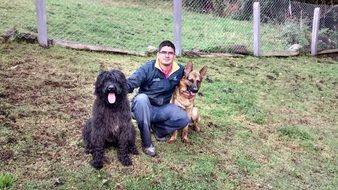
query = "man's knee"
xmin=180 ymin=113 xmax=190 ymax=127
xmin=132 ymin=93 xmax=151 ymax=122
xmin=133 ymin=93 xmax=149 ymax=107
xmin=171 ymin=107 xmax=190 ymax=127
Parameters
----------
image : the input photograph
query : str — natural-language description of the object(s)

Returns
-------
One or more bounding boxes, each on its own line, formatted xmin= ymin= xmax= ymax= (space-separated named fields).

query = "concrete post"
xmin=173 ymin=0 xmax=182 ymax=56
xmin=311 ymin=7 xmax=321 ymax=56
xmin=253 ymin=2 xmax=261 ymax=57
xmin=36 ymin=0 xmax=48 ymax=47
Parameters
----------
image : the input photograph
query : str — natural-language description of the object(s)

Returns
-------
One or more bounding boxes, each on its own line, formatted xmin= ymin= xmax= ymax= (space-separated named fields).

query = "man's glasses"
xmin=159 ymin=51 xmax=175 ymax=56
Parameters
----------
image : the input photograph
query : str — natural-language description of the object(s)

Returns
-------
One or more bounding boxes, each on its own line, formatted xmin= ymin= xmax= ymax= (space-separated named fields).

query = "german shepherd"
xmin=168 ymin=61 xmax=208 ymax=144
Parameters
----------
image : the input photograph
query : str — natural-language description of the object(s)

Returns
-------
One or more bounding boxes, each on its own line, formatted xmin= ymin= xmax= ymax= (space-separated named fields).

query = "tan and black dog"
xmin=168 ymin=61 xmax=207 ymax=144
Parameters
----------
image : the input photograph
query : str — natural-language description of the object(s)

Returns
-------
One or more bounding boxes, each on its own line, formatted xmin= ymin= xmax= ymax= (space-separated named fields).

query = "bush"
xmin=184 ymin=0 xmax=214 ymax=13
xmin=183 ymin=0 xmax=230 ymax=16
xmin=212 ymin=0 xmax=227 ymax=16
xmin=318 ymin=28 xmax=338 ymax=49
xmin=280 ymin=18 xmax=310 ymax=48
xmin=233 ymin=0 xmax=290 ymax=23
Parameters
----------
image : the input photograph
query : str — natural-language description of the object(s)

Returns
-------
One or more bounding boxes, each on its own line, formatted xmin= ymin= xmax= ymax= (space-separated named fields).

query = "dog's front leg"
xmin=117 ymin=142 xmax=132 ymax=166
xmin=191 ymin=107 xmax=201 ymax=132
xmin=91 ymin=148 xmax=104 ymax=169
xmin=117 ymin=129 xmax=133 ymax=166
xmin=90 ymin=127 xmax=105 ymax=169
xmin=168 ymin=130 xmax=178 ymax=144
xmin=181 ymin=125 xmax=191 ymax=144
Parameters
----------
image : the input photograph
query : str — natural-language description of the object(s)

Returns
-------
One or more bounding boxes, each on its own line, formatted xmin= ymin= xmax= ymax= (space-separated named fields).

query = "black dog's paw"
xmin=119 ymin=156 xmax=133 ymax=166
xmin=129 ymin=147 xmax=139 ymax=155
xmin=90 ymin=160 xmax=103 ymax=170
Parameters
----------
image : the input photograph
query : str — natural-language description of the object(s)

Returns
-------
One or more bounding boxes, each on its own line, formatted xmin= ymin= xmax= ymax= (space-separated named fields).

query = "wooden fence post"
xmin=173 ymin=0 xmax=182 ymax=56
xmin=36 ymin=0 xmax=48 ymax=47
xmin=311 ymin=7 xmax=321 ymax=56
xmin=253 ymin=2 xmax=261 ymax=57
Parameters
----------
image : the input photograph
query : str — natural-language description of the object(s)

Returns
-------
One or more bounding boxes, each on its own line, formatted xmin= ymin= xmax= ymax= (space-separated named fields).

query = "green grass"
xmin=0 ymin=0 xmax=36 ymax=32
xmin=0 ymin=173 xmax=16 ymax=189
xmin=1 ymin=0 xmax=289 ymax=53
xmin=278 ymin=125 xmax=312 ymax=141
xmin=1 ymin=42 xmax=337 ymax=189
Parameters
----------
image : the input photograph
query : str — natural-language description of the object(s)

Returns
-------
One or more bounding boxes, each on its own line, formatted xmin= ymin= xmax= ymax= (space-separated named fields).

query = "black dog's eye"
xmin=189 ymin=79 xmax=194 ymax=83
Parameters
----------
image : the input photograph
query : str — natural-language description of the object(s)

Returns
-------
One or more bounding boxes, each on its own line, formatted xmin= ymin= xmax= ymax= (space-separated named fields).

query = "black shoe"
xmin=154 ymin=133 xmax=166 ymax=142
xmin=151 ymin=124 xmax=166 ymax=142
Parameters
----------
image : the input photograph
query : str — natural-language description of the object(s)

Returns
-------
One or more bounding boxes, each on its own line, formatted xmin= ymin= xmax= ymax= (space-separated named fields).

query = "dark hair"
xmin=158 ymin=40 xmax=175 ymax=53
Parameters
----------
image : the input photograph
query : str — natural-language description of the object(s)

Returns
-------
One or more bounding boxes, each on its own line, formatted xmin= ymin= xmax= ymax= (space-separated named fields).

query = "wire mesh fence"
xmin=182 ymin=0 xmax=337 ymax=53
xmin=47 ymin=0 xmax=175 ymax=52
xmin=1 ymin=0 xmax=337 ymax=55
xmin=1 ymin=0 xmax=36 ymax=35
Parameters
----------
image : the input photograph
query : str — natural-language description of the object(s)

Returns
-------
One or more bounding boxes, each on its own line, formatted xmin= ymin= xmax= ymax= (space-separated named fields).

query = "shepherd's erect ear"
xmin=184 ymin=61 xmax=193 ymax=78
xmin=199 ymin=65 xmax=208 ymax=79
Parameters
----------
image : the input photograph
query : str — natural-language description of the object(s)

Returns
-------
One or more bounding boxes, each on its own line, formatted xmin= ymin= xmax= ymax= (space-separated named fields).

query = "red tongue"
xmin=190 ymin=92 xmax=196 ymax=96
xmin=108 ymin=93 xmax=116 ymax=104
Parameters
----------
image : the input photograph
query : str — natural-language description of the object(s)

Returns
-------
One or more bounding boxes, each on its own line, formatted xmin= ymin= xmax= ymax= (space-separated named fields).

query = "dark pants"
xmin=131 ymin=93 xmax=190 ymax=147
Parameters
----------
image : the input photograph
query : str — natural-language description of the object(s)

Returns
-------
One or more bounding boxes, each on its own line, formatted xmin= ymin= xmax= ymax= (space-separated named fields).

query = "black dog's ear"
xmin=184 ymin=61 xmax=193 ymax=78
xmin=112 ymin=69 xmax=128 ymax=93
xmin=113 ymin=69 xmax=127 ymax=82
xmin=95 ymin=70 xmax=108 ymax=95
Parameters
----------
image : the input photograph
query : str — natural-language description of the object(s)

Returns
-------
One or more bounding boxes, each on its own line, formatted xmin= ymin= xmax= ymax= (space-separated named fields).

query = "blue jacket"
xmin=127 ymin=59 xmax=184 ymax=106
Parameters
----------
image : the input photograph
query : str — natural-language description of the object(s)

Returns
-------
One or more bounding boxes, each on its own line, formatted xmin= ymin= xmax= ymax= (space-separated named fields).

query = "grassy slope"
xmin=0 ymin=42 xmax=337 ymax=189
xmin=1 ymin=0 xmax=286 ymax=53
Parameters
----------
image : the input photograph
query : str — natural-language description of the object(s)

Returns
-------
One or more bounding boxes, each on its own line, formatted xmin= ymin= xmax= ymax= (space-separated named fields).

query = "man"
xmin=127 ymin=40 xmax=190 ymax=157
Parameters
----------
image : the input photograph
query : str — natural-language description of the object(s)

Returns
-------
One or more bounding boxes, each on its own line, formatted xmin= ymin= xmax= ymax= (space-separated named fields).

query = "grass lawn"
xmin=1 ymin=0 xmax=289 ymax=53
xmin=0 ymin=41 xmax=337 ymax=189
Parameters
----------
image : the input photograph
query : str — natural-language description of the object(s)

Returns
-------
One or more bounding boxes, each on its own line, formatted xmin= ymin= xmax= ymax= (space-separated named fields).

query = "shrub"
xmin=183 ymin=0 xmax=231 ymax=16
xmin=233 ymin=0 xmax=290 ymax=23
xmin=280 ymin=18 xmax=310 ymax=48
xmin=184 ymin=0 xmax=214 ymax=14
xmin=318 ymin=28 xmax=338 ymax=49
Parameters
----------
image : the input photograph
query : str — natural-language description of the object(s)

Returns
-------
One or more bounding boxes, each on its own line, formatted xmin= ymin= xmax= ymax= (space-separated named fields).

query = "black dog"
xmin=82 ymin=69 xmax=138 ymax=169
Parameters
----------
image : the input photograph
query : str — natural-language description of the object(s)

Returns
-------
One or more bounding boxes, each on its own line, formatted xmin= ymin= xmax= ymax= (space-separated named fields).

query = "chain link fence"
xmin=1 ymin=0 xmax=337 ymax=55
xmin=183 ymin=0 xmax=337 ymax=53
xmin=1 ymin=0 xmax=36 ymax=36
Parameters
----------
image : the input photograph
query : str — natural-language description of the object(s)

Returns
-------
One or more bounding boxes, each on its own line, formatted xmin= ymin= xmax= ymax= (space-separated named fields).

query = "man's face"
xmin=157 ymin=46 xmax=175 ymax=66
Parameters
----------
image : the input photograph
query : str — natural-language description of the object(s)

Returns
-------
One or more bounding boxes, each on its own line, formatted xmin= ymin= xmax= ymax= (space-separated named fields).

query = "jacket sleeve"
xmin=127 ymin=64 xmax=148 ymax=93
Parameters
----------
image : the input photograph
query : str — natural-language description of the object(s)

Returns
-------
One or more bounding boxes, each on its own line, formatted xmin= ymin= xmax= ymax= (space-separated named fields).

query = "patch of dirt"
xmin=0 ymin=149 xmax=14 ymax=162
xmin=205 ymin=121 xmax=221 ymax=128
xmin=0 ymin=52 xmax=93 ymax=183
